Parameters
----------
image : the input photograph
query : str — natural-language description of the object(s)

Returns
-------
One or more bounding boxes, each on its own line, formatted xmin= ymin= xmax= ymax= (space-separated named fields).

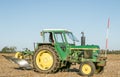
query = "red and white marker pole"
xmin=105 ymin=18 xmax=110 ymax=57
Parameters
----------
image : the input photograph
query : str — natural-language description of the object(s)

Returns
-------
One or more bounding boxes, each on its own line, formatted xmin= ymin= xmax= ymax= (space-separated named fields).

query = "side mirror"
xmin=40 ymin=32 xmax=43 ymax=36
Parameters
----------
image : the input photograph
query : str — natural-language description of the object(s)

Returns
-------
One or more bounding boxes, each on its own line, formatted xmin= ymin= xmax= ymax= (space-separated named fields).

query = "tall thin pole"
xmin=105 ymin=17 xmax=110 ymax=57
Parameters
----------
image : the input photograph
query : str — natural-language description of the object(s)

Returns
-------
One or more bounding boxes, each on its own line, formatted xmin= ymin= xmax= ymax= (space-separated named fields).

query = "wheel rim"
xmin=36 ymin=50 xmax=53 ymax=70
xmin=82 ymin=64 xmax=92 ymax=74
xmin=15 ymin=52 xmax=23 ymax=59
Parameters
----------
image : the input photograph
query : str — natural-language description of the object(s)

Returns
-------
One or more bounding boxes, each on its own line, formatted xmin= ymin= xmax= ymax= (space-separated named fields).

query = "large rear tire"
xmin=33 ymin=45 xmax=60 ymax=73
xmin=79 ymin=61 xmax=95 ymax=76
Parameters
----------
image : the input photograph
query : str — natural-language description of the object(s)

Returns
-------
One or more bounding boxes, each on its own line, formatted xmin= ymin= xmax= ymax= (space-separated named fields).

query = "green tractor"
xmin=33 ymin=29 xmax=107 ymax=76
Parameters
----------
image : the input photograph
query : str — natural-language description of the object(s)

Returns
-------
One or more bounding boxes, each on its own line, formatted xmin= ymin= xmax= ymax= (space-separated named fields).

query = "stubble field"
xmin=0 ymin=53 xmax=120 ymax=77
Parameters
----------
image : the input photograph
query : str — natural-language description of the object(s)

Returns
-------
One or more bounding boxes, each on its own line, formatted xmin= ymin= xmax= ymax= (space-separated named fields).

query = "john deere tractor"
xmin=33 ymin=29 xmax=107 ymax=76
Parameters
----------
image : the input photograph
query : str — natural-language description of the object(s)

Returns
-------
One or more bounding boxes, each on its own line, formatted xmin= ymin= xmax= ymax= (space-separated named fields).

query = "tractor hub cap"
xmin=36 ymin=50 xmax=53 ymax=70
xmin=82 ymin=64 xmax=91 ymax=74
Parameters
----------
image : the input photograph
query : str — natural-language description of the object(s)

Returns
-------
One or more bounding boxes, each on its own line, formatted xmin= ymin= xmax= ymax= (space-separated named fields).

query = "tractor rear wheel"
xmin=33 ymin=45 xmax=60 ymax=73
xmin=79 ymin=61 xmax=95 ymax=76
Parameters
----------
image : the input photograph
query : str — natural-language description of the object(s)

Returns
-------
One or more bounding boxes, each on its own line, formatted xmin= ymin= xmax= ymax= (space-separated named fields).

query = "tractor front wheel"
xmin=79 ymin=61 xmax=95 ymax=76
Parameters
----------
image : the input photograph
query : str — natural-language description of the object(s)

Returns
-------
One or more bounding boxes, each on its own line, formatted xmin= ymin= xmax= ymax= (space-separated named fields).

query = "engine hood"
xmin=70 ymin=45 xmax=100 ymax=51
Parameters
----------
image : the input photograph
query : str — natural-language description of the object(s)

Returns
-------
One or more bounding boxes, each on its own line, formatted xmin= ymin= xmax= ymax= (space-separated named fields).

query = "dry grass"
xmin=0 ymin=53 xmax=120 ymax=77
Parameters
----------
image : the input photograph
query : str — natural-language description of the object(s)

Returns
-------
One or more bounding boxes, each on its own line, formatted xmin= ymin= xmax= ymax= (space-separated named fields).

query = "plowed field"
xmin=0 ymin=53 xmax=120 ymax=77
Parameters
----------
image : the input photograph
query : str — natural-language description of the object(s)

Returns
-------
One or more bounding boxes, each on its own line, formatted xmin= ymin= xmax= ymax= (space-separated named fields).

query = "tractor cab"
xmin=41 ymin=29 xmax=78 ymax=45
xmin=40 ymin=29 xmax=80 ymax=59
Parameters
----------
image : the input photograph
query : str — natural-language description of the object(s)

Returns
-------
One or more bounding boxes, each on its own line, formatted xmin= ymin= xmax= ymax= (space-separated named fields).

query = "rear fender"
xmin=38 ymin=43 xmax=54 ymax=46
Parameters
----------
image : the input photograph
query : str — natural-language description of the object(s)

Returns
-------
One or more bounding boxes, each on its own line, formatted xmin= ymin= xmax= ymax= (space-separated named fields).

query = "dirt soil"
xmin=0 ymin=53 xmax=120 ymax=77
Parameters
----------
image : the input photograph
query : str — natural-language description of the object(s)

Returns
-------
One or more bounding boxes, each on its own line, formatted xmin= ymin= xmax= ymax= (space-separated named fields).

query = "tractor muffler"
xmin=81 ymin=32 xmax=85 ymax=46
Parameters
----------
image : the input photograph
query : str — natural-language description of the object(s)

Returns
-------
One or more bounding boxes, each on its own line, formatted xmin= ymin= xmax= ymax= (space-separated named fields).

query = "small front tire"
xmin=79 ymin=61 xmax=95 ymax=76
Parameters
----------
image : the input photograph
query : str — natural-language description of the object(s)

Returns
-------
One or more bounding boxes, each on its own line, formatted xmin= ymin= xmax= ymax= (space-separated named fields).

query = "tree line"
xmin=100 ymin=49 xmax=120 ymax=54
xmin=107 ymin=50 xmax=120 ymax=54
xmin=0 ymin=46 xmax=17 ymax=53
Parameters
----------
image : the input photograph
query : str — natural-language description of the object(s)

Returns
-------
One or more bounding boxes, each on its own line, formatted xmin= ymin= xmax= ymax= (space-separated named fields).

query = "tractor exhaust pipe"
xmin=34 ymin=42 xmax=36 ymax=51
xmin=81 ymin=32 xmax=85 ymax=46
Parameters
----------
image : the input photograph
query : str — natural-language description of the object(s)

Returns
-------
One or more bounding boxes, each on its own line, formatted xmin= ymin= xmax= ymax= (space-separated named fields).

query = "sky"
xmin=0 ymin=0 xmax=120 ymax=51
